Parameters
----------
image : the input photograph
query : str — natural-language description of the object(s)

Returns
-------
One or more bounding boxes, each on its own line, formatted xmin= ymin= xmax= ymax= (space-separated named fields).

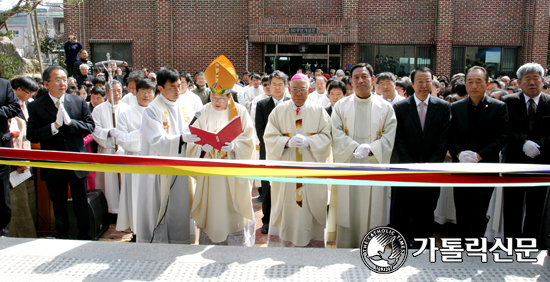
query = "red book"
xmin=189 ymin=116 xmax=243 ymax=150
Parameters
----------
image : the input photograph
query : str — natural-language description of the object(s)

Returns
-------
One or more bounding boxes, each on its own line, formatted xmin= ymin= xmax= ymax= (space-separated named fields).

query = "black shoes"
xmin=261 ymin=224 xmax=269 ymax=234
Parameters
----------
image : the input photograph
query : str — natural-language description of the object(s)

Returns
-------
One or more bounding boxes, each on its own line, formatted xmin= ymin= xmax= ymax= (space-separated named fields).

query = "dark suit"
xmin=449 ymin=96 xmax=508 ymax=239
xmin=390 ymin=95 xmax=451 ymax=242
xmin=503 ymin=92 xmax=550 ymax=247
xmin=325 ymin=105 xmax=333 ymax=116
xmin=255 ymin=96 xmax=289 ymax=225
xmin=0 ymin=78 xmax=22 ymax=235
xmin=27 ymin=93 xmax=95 ymax=239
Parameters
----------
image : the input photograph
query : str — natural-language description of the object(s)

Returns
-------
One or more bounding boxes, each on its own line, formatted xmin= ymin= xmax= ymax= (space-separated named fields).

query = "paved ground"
xmin=97 ymin=187 xmax=273 ymax=246
xmin=1 ymin=236 xmax=549 ymax=282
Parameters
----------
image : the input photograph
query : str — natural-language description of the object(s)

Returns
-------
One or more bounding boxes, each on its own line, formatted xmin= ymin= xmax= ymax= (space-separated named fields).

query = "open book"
xmin=189 ymin=116 xmax=243 ymax=151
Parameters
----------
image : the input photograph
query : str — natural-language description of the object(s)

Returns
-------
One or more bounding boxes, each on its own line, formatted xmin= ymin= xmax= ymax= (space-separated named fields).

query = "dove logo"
xmin=360 ymin=227 xmax=408 ymax=274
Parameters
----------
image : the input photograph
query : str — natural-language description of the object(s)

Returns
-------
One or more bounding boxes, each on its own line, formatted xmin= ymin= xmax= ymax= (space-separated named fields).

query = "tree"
xmin=1 ymin=0 xmax=81 ymax=75
xmin=0 ymin=1 xmax=43 ymax=32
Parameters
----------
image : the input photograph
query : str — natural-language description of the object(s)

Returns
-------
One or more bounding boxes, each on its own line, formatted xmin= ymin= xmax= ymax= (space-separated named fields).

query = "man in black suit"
xmin=0 ymin=78 xmax=22 ymax=236
xmin=27 ymin=66 xmax=95 ymax=239
xmin=503 ymin=63 xmax=550 ymax=249
xmin=390 ymin=67 xmax=451 ymax=247
xmin=255 ymin=70 xmax=289 ymax=234
xmin=449 ymin=66 xmax=508 ymax=240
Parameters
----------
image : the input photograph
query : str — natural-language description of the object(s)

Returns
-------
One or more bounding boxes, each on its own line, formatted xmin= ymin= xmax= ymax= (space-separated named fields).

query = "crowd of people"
xmin=0 ymin=52 xmax=549 ymax=250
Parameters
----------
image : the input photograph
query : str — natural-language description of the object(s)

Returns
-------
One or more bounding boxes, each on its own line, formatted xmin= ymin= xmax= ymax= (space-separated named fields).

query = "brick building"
xmin=63 ymin=0 xmax=549 ymax=78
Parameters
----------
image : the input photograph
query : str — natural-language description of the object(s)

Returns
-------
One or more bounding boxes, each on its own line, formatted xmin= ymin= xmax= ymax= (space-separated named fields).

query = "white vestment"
xmin=180 ymin=90 xmax=204 ymax=111
xmin=328 ymin=94 xmax=396 ymax=248
xmin=375 ymin=92 xmax=405 ymax=106
xmin=120 ymin=93 xmax=137 ymax=107
xmin=308 ymin=91 xmax=330 ymax=108
xmin=136 ymin=94 xmax=197 ymax=244
xmin=242 ymin=87 xmax=265 ymax=113
xmin=264 ymin=100 xmax=332 ymax=247
xmin=186 ymin=102 xmax=257 ymax=246
xmin=91 ymin=100 xmax=130 ymax=213
xmin=115 ymin=104 xmax=146 ymax=233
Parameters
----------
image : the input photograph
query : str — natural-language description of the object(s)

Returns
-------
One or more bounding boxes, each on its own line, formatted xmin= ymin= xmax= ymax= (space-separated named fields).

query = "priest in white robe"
xmin=264 ymin=73 xmax=332 ymax=247
xmin=136 ymin=68 xmax=200 ymax=244
xmin=241 ymin=74 xmax=264 ymax=113
xmin=328 ymin=63 xmax=397 ymax=248
xmin=91 ymin=80 xmax=130 ymax=214
xmin=307 ymin=76 xmax=330 ymax=108
xmin=119 ymin=71 xmax=144 ymax=107
xmin=115 ymin=79 xmax=155 ymax=238
xmin=186 ymin=56 xmax=257 ymax=246
xmin=250 ymin=77 xmax=271 ymax=122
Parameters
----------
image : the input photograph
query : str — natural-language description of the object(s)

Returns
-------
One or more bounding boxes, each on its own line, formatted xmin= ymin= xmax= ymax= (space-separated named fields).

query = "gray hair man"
xmin=502 ymin=62 xmax=550 ymax=249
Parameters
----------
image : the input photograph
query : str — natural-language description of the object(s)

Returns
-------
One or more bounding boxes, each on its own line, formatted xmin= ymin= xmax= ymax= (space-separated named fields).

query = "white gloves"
xmin=55 ymin=104 xmax=65 ymax=126
xmin=63 ymin=110 xmax=71 ymax=125
xmin=353 ymin=144 xmax=371 ymax=159
xmin=108 ymin=128 xmax=118 ymax=138
xmin=523 ymin=140 xmax=541 ymax=158
xmin=221 ymin=142 xmax=235 ymax=152
xmin=201 ymin=144 xmax=213 ymax=152
xmin=458 ymin=150 xmax=479 ymax=163
xmin=287 ymin=134 xmax=309 ymax=148
xmin=182 ymin=128 xmax=200 ymax=143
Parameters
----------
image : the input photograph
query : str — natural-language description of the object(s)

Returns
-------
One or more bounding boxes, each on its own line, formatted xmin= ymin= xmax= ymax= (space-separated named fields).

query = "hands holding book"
xmin=182 ymin=128 xmax=201 ymax=143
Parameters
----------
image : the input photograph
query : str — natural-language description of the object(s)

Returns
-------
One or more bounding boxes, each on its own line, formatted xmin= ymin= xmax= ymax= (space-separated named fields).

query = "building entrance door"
xmin=264 ymin=44 xmax=341 ymax=75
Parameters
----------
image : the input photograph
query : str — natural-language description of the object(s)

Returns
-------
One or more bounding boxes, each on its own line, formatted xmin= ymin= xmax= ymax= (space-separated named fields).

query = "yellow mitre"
xmin=205 ymin=55 xmax=237 ymax=95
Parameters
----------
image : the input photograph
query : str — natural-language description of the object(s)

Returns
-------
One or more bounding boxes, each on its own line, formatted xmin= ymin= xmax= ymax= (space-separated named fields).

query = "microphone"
xmin=189 ymin=111 xmax=201 ymax=126
xmin=94 ymin=60 xmax=124 ymax=66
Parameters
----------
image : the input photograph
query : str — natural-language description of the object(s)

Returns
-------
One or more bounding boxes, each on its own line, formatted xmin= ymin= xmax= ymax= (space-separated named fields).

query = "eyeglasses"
xmin=138 ymin=90 xmax=154 ymax=95
xmin=52 ymin=79 xmax=68 ymax=85
xmin=377 ymin=82 xmax=394 ymax=88
xmin=291 ymin=88 xmax=308 ymax=94
xmin=211 ymin=96 xmax=229 ymax=102
xmin=23 ymin=89 xmax=36 ymax=96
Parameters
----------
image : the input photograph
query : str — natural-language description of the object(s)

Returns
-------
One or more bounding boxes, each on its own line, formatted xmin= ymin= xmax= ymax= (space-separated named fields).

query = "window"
xmin=91 ymin=43 xmax=132 ymax=66
xmin=263 ymin=44 xmax=341 ymax=74
xmin=13 ymin=30 xmax=19 ymax=38
xmin=451 ymin=47 xmax=518 ymax=78
xmin=358 ymin=45 xmax=433 ymax=75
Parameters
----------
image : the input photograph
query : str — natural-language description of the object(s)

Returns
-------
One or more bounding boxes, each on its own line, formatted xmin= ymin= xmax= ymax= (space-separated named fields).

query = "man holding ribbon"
xmin=136 ymin=67 xmax=200 ymax=244
xmin=328 ymin=63 xmax=397 ymax=248
xmin=186 ymin=56 xmax=257 ymax=246
xmin=263 ymin=73 xmax=332 ymax=247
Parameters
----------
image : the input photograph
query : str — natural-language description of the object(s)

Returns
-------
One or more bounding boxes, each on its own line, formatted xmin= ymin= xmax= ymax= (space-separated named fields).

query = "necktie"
xmin=296 ymin=107 xmax=301 ymax=116
xmin=419 ymin=102 xmax=426 ymax=131
xmin=21 ymin=103 xmax=26 ymax=120
xmin=275 ymin=100 xmax=280 ymax=106
xmin=56 ymin=99 xmax=61 ymax=109
xmin=528 ymin=98 xmax=536 ymax=129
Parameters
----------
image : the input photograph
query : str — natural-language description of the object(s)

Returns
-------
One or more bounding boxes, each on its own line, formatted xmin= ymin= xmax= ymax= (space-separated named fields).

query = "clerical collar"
xmin=384 ymin=96 xmax=396 ymax=103
xmin=354 ymin=94 xmax=371 ymax=102
xmin=159 ymin=94 xmax=177 ymax=106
